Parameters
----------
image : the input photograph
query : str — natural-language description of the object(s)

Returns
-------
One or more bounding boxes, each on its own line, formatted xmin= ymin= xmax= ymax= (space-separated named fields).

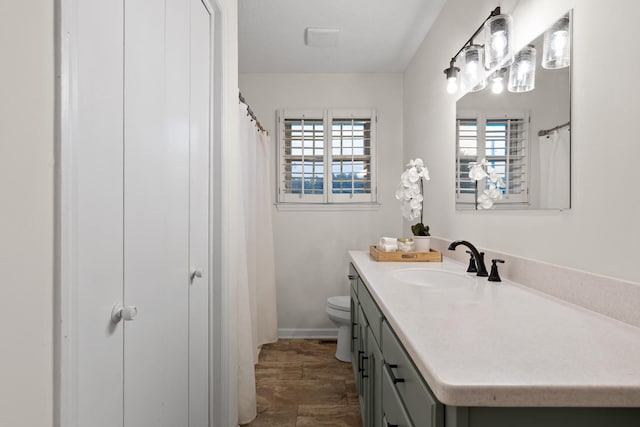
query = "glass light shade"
xmin=446 ymin=77 xmax=458 ymax=94
xmin=484 ymin=14 xmax=514 ymax=69
xmin=508 ymin=45 xmax=536 ymax=93
xmin=542 ymin=14 xmax=570 ymax=69
xmin=460 ymin=45 xmax=487 ymax=93
xmin=444 ymin=64 xmax=460 ymax=94
xmin=490 ymin=69 xmax=506 ymax=94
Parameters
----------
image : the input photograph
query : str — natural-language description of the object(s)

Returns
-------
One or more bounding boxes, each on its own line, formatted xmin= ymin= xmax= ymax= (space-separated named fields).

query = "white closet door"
xmin=123 ymin=0 xmax=190 ymax=425
xmin=71 ymin=0 xmax=125 ymax=425
xmin=188 ymin=0 xmax=212 ymax=425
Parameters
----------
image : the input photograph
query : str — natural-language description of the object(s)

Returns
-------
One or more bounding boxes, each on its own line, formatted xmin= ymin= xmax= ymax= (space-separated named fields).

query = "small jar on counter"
xmin=397 ymin=237 xmax=415 ymax=252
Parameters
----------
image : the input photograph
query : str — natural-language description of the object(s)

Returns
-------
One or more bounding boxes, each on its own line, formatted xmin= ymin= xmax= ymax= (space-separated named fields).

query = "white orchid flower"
xmin=477 ymin=192 xmax=495 ymax=209
xmin=487 ymin=186 xmax=503 ymax=201
xmin=420 ymin=166 xmax=431 ymax=181
xmin=407 ymin=167 xmax=420 ymax=183
xmin=469 ymin=164 xmax=487 ymax=180
xmin=398 ymin=158 xmax=430 ymax=224
xmin=407 ymin=158 xmax=423 ymax=168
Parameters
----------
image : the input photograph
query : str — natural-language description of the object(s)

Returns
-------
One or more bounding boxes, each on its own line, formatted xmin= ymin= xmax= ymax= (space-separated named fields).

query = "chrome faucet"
xmin=447 ymin=240 xmax=488 ymax=277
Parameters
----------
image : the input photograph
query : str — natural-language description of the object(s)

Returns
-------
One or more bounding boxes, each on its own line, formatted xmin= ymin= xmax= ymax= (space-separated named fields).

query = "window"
xmin=277 ymin=109 xmax=377 ymax=205
xmin=456 ymin=111 xmax=530 ymax=206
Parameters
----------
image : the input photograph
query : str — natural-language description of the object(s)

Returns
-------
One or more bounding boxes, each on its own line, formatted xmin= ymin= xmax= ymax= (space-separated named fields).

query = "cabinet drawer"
xmin=349 ymin=263 xmax=359 ymax=294
xmin=382 ymin=320 xmax=441 ymax=427
xmin=358 ymin=280 xmax=382 ymax=345
xmin=382 ymin=362 xmax=414 ymax=427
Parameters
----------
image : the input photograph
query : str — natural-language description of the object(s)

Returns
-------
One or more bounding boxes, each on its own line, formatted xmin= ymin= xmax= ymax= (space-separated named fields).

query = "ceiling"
xmin=238 ymin=0 xmax=448 ymax=73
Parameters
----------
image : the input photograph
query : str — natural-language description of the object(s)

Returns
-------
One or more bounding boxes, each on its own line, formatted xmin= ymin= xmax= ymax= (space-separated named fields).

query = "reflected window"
xmin=456 ymin=112 xmax=530 ymax=206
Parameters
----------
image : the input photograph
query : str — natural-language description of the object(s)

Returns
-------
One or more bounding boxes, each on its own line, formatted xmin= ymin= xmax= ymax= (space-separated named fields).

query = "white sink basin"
xmin=391 ymin=268 xmax=475 ymax=288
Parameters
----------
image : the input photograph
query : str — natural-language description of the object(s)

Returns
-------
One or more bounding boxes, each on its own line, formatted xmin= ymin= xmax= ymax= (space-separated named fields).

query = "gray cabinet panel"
xmin=358 ymin=280 xmax=382 ymax=346
xmin=382 ymin=364 xmax=414 ymax=427
xmin=382 ymin=320 xmax=443 ymax=427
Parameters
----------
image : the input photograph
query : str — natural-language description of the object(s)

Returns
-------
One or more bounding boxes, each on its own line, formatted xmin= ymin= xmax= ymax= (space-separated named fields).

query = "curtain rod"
xmin=538 ymin=121 xmax=570 ymax=137
xmin=239 ymin=92 xmax=267 ymax=134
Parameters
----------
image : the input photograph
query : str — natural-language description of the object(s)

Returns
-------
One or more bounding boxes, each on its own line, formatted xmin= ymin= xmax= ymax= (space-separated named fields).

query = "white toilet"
xmin=326 ymin=296 xmax=352 ymax=362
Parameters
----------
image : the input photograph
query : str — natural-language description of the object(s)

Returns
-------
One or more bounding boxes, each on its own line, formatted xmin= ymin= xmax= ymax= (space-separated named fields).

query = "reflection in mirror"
xmin=455 ymin=10 xmax=571 ymax=211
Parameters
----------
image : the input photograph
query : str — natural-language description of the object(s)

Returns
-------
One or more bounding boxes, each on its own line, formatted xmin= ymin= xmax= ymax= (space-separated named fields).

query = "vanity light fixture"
xmin=542 ymin=13 xmax=571 ymax=69
xmin=460 ymin=44 xmax=487 ymax=93
xmin=443 ymin=7 xmax=510 ymax=94
xmin=444 ymin=60 xmax=460 ymax=94
xmin=484 ymin=13 xmax=514 ymax=69
xmin=490 ymin=68 xmax=507 ymax=94
xmin=508 ymin=45 xmax=536 ymax=92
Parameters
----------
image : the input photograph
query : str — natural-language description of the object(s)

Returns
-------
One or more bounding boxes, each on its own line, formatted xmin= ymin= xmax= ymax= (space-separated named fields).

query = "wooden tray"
xmin=369 ymin=245 xmax=443 ymax=262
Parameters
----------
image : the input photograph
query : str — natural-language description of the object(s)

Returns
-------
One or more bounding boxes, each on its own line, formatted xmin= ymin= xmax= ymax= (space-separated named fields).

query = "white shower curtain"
xmin=539 ymin=127 xmax=570 ymax=208
xmin=237 ymin=102 xmax=278 ymax=425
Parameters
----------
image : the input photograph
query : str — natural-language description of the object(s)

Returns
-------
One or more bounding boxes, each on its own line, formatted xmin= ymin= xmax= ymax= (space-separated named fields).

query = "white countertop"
xmin=349 ymin=250 xmax=640 ymax=407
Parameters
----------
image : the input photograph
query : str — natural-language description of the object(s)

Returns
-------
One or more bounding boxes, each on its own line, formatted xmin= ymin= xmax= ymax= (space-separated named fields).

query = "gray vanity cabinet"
xmin=350 ymin=263 xmax=443 ymax=427
xmin=349 ymin=262 xmax=640 ymax=427
xmin=350 ymin=264 xmax=383 ymax=427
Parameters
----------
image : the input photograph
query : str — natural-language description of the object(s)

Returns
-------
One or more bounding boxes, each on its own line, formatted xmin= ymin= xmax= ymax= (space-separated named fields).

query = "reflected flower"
xmin=468 ymin=158 xmax=505 ymax=209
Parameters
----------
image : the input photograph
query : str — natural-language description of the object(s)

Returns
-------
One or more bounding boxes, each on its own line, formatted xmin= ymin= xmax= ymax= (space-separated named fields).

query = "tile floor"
xmin=241 ymin=339 xmax=362 ymax=427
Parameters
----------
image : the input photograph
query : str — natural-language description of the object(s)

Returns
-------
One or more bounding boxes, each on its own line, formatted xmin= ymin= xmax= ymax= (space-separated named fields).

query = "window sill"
xmin=275 ymin=202 xmax=381 ymax=212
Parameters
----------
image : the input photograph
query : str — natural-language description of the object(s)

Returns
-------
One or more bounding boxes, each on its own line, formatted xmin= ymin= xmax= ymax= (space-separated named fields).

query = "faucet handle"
xmin=488 ymin=259 xmax=505 ymax=282
xmin=465 ymin=251 xmax=477 ymax=273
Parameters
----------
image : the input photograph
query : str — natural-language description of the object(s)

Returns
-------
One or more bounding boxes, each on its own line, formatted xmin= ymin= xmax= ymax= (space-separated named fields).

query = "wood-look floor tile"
xmin=303 ymin=361 xmax=353 ymax=381
xmin=345 ymin=379 xmax=359 ymax=405
xmin=240 ymin=405 xmax=298 ymax=427
xmin=249 ymin=339 xmax=362 ymax=426
xmin=259 ymin=340 xmax=338 ymax=363
xmin=255 ymin=361 xmax=303 ymax=381
xmin=296 ymin=404 xmax=362 ymax=427
xmin=256 ymin=379 xmax=347 ymax=408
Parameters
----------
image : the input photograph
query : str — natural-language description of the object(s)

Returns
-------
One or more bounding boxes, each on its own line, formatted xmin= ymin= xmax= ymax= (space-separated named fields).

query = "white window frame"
xmin=456 ymin=110 xmax=531 ymax=207
xmin=276 ymin=109 xmax=378 ymax=207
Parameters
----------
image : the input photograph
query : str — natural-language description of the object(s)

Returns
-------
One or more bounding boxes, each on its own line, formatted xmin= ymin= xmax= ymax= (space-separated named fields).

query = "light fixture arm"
xmin=448 ymin=6 xmax=501 ymax=65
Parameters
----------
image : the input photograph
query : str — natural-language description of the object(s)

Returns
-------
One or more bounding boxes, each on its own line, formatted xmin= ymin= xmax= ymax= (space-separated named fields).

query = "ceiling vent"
xmin=304 ymin=28 xmax=340 ymax=47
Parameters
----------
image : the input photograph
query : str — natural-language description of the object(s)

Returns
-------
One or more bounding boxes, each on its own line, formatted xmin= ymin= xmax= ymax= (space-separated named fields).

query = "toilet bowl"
xmin=326 ymin=296 xmax=351 ymax=362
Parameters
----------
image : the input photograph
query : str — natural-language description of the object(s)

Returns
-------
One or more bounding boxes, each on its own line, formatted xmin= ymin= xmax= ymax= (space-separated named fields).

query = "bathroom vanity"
xmin=348 ymin=251 xmax=640 ymax=427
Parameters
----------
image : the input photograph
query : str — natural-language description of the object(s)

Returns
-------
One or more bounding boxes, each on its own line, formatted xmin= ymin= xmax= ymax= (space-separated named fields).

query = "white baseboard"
xmin=278 ymin=328 xmax=338 ymax=339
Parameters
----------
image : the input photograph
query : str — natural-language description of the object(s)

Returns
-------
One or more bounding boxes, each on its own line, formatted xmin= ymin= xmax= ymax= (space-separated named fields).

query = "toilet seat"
xmin=327 ymin=296 xmax=350 ymax=311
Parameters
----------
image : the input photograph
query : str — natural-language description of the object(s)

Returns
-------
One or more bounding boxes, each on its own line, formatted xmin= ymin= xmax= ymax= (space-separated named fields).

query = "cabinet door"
xmin=350 ymin=286 xmax=359 ymax=382
xmin=367 ymin=327 xmax=384 ymax=427
xmin=357 ymin=305 xmax=370 ymax=426
xmin=382 ymin=364 xmax=414 ymax=427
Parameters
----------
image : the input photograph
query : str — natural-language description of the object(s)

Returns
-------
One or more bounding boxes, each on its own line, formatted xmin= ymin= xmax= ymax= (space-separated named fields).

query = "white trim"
xmin=276 ymin=202 xmax=381 ymax=212
xmin=278 ymin=328 xmax=339 ymax=339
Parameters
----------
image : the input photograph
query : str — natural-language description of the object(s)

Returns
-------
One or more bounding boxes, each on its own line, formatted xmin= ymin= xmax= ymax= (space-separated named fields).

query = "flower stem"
xmin=420 ymin=178 xmax=424 ymax=225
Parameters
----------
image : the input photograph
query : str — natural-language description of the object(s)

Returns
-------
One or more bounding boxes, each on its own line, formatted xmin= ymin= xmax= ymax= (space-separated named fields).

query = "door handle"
xmin=111 ymin=303 xmax=138 ymax=323
xmin=190 ymin=268 xmax=203 ymax=282
xmin=387 ymin=363 xmax=405 ymax=384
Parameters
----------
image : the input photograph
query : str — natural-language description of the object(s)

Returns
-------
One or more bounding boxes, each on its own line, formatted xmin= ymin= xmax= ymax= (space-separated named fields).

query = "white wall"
xmin=0 ymin=1 xmax=55 ymax=426
xmin=238 ymin=73 xmax=403 ymax=333
xmin=404 ymin=0 xmax=640 ymax=283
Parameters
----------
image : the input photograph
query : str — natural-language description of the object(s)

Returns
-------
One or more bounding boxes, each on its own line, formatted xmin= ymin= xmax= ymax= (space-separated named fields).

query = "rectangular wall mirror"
xmin=455 ymin=10 xmax=572 ymax=211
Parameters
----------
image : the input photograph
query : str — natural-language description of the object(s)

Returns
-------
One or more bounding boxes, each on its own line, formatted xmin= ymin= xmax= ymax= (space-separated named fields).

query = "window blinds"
xmin=456 ymin=114 xmax=529 ymax=205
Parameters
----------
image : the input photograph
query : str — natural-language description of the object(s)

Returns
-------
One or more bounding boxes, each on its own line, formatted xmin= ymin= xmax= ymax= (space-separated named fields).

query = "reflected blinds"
xmin=456 ymin=115 xmax=529 ymax=204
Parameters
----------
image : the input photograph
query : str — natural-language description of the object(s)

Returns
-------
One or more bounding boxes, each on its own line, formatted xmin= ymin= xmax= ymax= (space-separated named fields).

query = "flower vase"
xmin=413 ymin=236 xmax=431 ymax=253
